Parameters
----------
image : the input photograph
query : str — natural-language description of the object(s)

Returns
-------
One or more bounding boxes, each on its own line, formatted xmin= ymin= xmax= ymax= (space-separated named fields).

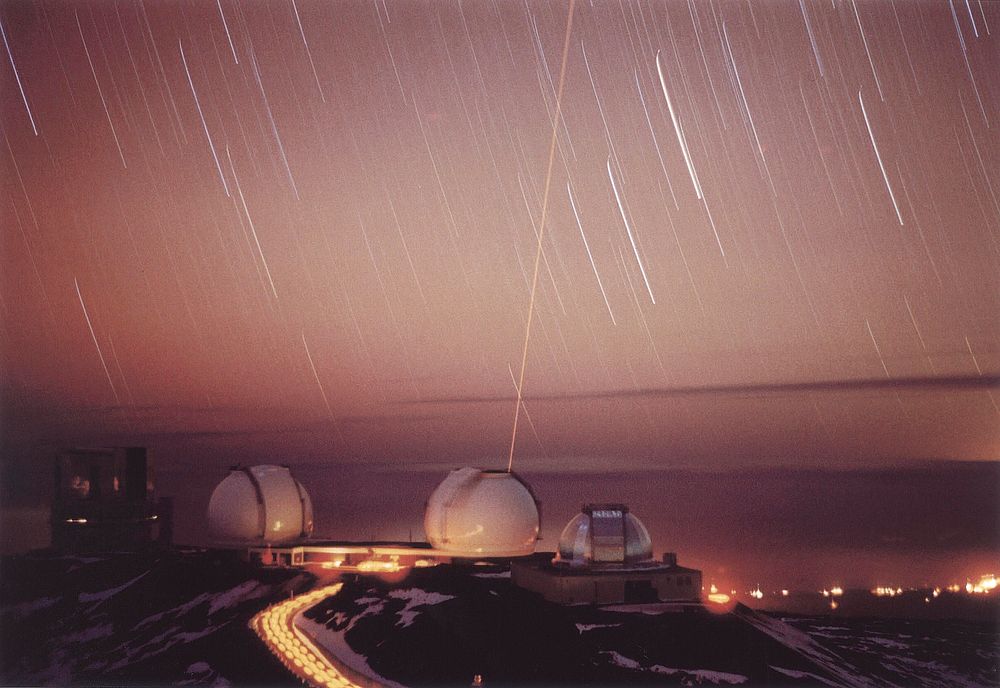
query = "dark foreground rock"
xmin=304 ymin=565 xmax=999 ymax=688
xmin=2 ymin=554 xmax=996 ymax=687
xmin=0 ymin=548 xmax=310 ymax=686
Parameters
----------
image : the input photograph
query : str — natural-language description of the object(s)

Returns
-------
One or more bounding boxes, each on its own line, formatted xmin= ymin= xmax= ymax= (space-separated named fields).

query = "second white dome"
xmin=424 ymin=467 xmax=540 ymax=557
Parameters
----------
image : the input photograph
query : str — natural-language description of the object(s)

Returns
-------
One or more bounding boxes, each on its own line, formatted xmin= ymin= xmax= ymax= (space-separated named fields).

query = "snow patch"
xmin=884 ymin=655 xmax=988 ymax=687
xmin=770 ymin=665 xmax=842 ymax=686
xmin=3 ymin=595 xmax=59 ymax=617
xmin=135 ymin=592 xmax=211 ymax=628
xmin=739 ymin=608 xmax=876 ymax=688
xmin=649 ymin=665 xmax=748 ymax=684
xmin=601 ymin=603 xmax=667 ymax=615
xmin=61 ymin=624 xmax=114 ymax=644
xmin=386 ymin=588 xmax=455 ymax=628
xmin=67 ymin=555 xmax=106 ymax=564
xmin=867 ymin=636 xmax=908 ymax=650
xmin=602 ymin=650 xmax=641 ymax=669
xmin=601 ymin=651 xmax=747 ymax=684
xmin=323 ymin=594 xmax=386 ymax=634
xmin=180 ymin=661 xmax=231 ymax=687
xmin=78 ymin=570 xmax=149 ymax=603
xmin=105 ymin=623 xmax=222 ymax=671
xmin=186 ymin=662 xmax=212 ymax=674
xmin=575 ymin=623 xmax=623 ymax=633
xmin=348 ymin=596 xmax=385 ymax=631
xmin=208 ymin=580 xmax=261 ymax=615
xmin=296 ymin=614 xmax=406 ymax=688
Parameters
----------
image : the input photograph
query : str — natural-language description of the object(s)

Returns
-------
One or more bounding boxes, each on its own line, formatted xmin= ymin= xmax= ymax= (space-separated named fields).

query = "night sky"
xmin=1 ymin=1 xmax=998 ymax=581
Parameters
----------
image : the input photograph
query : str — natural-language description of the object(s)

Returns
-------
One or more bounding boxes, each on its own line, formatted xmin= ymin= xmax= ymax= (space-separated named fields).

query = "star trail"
xmin=1 ymin=0 xmax=998 ymax=473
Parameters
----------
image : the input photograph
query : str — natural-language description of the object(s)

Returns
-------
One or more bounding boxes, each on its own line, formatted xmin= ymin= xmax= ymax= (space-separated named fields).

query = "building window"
xmin=70 ymin=476 xmax=90 ymax=498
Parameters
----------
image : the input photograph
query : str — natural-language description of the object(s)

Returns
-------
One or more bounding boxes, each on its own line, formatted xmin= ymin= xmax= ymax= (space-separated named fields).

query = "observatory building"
xmin=424 ymin=467 xmax=540 ymax=558
xmin=512 ymin=504 xmax=701 ymax=605
xmin=51 ymin=447 xmax=167 ymax=552
xmin=207 ymin=465 xmax=314 ymax=546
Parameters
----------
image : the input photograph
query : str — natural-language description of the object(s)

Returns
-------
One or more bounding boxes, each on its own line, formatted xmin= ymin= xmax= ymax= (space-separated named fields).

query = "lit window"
xmin=70 ymin=476 xmax=90 ymax=498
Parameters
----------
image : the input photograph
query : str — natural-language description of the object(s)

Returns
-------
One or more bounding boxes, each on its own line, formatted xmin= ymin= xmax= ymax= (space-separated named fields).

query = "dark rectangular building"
xmin=51 ymin=447 xmax=161 ymax=551
xmin=512 ymin=554 xmax=702 ymax=605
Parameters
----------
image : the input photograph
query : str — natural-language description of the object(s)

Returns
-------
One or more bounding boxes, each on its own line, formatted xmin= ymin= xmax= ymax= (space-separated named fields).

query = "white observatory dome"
xmin=556 ymin=504 xmax=652 ymax=566
xmin=424 ymin=467 xmax=540 ymax=557
xmin=207 ymin=465 xmax=314 ymax=545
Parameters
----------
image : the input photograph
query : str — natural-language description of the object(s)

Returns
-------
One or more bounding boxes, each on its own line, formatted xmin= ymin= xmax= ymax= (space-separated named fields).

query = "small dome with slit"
xmin=555 ymin=504 xmax=652 ymax=566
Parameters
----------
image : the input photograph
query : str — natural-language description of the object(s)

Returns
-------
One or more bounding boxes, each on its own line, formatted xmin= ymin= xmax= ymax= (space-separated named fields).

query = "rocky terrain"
xmin=303 ymin=565 xmax=1000 ymax=687
xmin=2 ymin=552 xmax=997 ymax=687
xmin=0 ymin=548 xmax=309 ymax=686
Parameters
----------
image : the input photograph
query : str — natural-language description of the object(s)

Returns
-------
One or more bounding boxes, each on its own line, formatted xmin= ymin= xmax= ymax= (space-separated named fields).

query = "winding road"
xmin=250 ymin=583 xmax=371 ymax=688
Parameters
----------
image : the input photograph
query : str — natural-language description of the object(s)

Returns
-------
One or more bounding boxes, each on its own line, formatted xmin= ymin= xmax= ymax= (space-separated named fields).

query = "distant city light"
xmin=871 ymin=586 xmax=902 ymax=597
xmin=967 ymin=574 xmax=997 ymax=594
xmin=713 ymin=577 xmax=996 ymax=600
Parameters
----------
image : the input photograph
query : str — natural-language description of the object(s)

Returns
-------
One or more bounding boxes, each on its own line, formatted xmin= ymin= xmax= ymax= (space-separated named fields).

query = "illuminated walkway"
xmin=246 ymin=541 xmax=448 ymax=569
xmin=250 ymin=583 xmax=374 ymax=688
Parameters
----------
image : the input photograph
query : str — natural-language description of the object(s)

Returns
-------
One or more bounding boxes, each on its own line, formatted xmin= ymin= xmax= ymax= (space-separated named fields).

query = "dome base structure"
xmin=513 ymin=503 xmax=701 ymax=605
